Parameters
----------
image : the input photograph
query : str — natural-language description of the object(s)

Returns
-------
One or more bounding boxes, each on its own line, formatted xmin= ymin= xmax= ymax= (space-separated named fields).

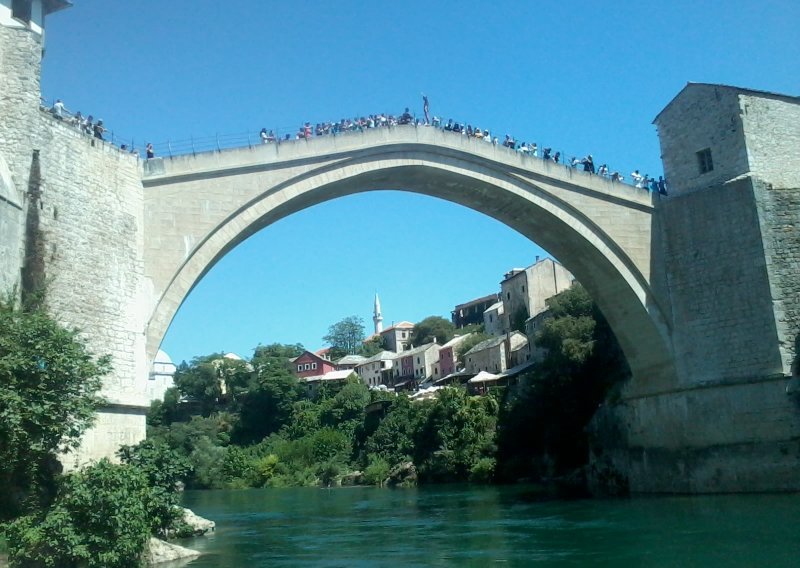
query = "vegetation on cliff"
xmin=146 ymin=284 xmax=629 ymax=490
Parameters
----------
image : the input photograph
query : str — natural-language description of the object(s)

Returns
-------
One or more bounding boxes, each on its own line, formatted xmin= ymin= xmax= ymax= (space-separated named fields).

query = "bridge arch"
xmin=143 ymin=132 xmax=676 ymax=393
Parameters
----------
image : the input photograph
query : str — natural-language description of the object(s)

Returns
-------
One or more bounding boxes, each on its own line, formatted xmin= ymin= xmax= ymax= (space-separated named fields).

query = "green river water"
xmin=176 ymin=486 xmax=800 ymax=567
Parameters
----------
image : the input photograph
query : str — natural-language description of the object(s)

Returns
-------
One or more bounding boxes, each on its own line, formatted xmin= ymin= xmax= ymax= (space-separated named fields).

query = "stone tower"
xmin=1 ymin=0 xmax=152 ymax=469
xmin=593 ymin=83 xmax=800 ymax=493
xmin=373 ymin=292 xmax=383 ymax=334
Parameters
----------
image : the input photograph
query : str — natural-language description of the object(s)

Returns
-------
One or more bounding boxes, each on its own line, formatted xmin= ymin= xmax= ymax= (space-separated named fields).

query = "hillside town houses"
xmin=288 ymin=257 xmax=575 ymax=395
xmin=149 ymin=258 xmax=576 ymax=401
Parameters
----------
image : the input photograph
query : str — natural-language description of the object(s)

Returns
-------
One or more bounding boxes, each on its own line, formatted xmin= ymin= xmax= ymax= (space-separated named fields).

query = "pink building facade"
xmin=293 ymin=351 xmax=336 ymax=379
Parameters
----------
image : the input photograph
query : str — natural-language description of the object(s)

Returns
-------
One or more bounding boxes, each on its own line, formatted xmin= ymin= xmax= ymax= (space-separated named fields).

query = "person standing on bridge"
xmin=146 ymin=143 xmax=154 ymax=159
xmin=422 ymin=94 xmax=430 ymax=125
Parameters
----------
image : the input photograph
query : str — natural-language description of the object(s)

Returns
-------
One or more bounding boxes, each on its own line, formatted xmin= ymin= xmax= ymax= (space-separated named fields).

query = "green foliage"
xmin=172 ymin=355 xmax=223 ymax=415
xmin=469 ymin=457 xmax=496 ymax=483
xmin=510 ymin=306 xmax=529 ymax=334
xmin=117 ymin=439 xmax=192 ymax=492
xmin=323 ymin=316 xmax=366 ymax=359
xmin=233 ymin=373 xmax=303 ymax=444
xmin=140 ymin=286 xmax=630 ymax=492
xmin=359 ymin=334 xmax=386 ymax=357
xmin=320 ymin=377 xmax=370 ymax=429
xmin=414 ymin=388 xmax=498 ymax=483
xmin=117 ymin=439 xmax=193 ymax=537
xmin=147 ymin=414 xmax=231 ymax=489
xmin=495 ymin=284 xmax=631 ymax=482
xmin=364 ymin=396 xmax=422 ymax=467
xmin=6 ymin=460 xmax=151 ymax=568
xmin=147 ymin=387 xmax=182 ymax=427
xmin=0 ymin=299 xmax=109 ymax=519
xmin=251 ymin=343 xmax=304 ymax=377
xmin=409 ymin=316 xmax=455 ymax=347
xmin=363 ymin=457 xmax=390 ymax=487
xmin=457 ymin=323 xmax=485 ymax=335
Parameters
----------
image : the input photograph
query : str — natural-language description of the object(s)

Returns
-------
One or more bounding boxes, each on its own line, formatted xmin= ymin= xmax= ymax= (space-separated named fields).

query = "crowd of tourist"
xmin=256 ymin=95 xmax=667 ymax=195
xmin=46 ymin=98 xmax=156 ymax=159
xmin=46 ymin=94 xmax=666 ymax=193
xmin=49 ymin=99 xmax=108 ymax=141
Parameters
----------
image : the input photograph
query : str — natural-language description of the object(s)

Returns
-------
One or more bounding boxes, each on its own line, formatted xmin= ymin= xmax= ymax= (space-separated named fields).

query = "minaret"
xmin=373 ymin=293 xmax=384 ymax=334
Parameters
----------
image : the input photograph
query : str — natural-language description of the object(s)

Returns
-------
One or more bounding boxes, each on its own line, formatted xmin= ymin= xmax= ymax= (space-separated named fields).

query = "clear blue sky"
xmin=40 ymin=1 xmax=799 ymax=364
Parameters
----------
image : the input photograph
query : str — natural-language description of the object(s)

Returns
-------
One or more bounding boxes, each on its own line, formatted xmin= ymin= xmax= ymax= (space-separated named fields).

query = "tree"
xmin=323 ymin=316 xmax=365 ymax=359
xmin=414 ymin=387 xmax=498 ymax=483
xmin=495 ymin=284 xmax=631 ymax=482
xmin=233 ymin=373 xmax=303 ymax=444
xmin=359 ymin=334 xmax=385 ymax=357
xmin=172 ymin=354 xmax=224 ymax=415
xmin=409 ymin=316 xmax=455 ymax=346
xmin=0 ymin=298 xmax=109 ymax=519
xmin=251 ymin=343 xmax=304 ymax=378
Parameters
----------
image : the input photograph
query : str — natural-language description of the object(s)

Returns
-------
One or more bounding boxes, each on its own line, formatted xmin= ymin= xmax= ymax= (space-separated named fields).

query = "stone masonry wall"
xmin=755 ymin=183 xmax=800 ymax=375
xmin=655 ymin=176 xmax=783 ymax=386
xmin=740 ymin=94 xmax=800 ymax=190
xmin=0 ymin=23 xmax=149 ymax=467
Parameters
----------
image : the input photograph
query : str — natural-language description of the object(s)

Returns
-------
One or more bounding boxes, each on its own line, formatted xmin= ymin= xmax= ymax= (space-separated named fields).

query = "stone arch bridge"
xmin=142 ymin=126 xmax=674 ymax=396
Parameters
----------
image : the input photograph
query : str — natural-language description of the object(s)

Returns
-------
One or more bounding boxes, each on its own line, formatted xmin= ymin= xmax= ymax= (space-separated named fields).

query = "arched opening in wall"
xmin=150 ymin=190 xmax=634 ymax=489
xmin=160 ymin=191 xmax=554 ymax=366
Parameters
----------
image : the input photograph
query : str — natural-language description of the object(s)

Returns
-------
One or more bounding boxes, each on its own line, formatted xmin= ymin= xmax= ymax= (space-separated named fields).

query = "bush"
xmin=6 ymin=460 xmax=151 ymax=568
xmin=363 ymin=457 xmax=390 ymax=487
xmin=117 ymin=440 xmax=192 ymax=537
xmin=469 ymin=457 xmax=496 ymax=483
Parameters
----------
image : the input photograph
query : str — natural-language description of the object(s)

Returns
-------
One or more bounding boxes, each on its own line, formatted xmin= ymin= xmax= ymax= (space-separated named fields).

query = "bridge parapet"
xmin=142 ymin=124 xmax=655 ymax=209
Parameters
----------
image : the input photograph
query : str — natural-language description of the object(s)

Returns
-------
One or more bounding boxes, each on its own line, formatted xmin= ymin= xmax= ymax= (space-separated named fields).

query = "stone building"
xmin=355 ymin=350 xmax=396 ymax=387
xmin=380 ymin=321 xmax=414 ymax=352
xmin=499 ymin=258 xmax=573 ymax=333
xmin=483 ymin=301 xmax=504 ymax=336
xmin=463 ymin=332 xmax=528 ymax=375
xmin=483 ymin=258 xmax=573 ymax=336
xmin=435 ymin=334 xmax=474 ymax=378
xmin=334 ymin=354 xmax=367 ymax=371
xmin=451 ymin=294 xmax=498 ymax=328
xmin=394 ymin=342 xmax=440 ymax=385
xmin=147 ymin=349 xmax=176 ymax=403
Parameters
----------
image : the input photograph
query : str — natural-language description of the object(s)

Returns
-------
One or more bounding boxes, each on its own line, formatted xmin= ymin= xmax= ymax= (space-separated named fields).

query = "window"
xmin=12 ymin=0 xmax=32 ymax=23
xmin=507 ymin=292 xmax=511 ymax=300
xmin=489 ymin=315 xmax=493 ymax=322
xmin=522 ymin=285 xmax=525 ymax=293
xmin=416 ymin=357 xmax=420 ymax=364
xmin=304 ymin=363 xmax=311 ymax=370
xmin=297 ymin=365 xmax=302 ymax=372
xmin=311 ymin=362 xmax=317 ymax=370
xmin=697 ymin=148 xmax=713 ymax=174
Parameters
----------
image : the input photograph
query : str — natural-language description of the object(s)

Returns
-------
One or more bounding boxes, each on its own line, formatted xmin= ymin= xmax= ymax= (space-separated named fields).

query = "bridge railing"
xmin=40 ymin=97 xmax=140 ymax=152
xmin=40 ymin=97 xmax=659 ymax=191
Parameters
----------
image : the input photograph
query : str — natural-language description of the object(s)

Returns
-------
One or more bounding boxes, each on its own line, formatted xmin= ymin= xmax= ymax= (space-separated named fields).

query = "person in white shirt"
xmin=51 ymin=99 xmax=65 ymax=120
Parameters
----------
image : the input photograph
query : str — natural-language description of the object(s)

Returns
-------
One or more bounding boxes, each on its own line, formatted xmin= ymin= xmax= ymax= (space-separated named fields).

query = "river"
xmin=177 ymin=486 xmax=800 ymax=567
